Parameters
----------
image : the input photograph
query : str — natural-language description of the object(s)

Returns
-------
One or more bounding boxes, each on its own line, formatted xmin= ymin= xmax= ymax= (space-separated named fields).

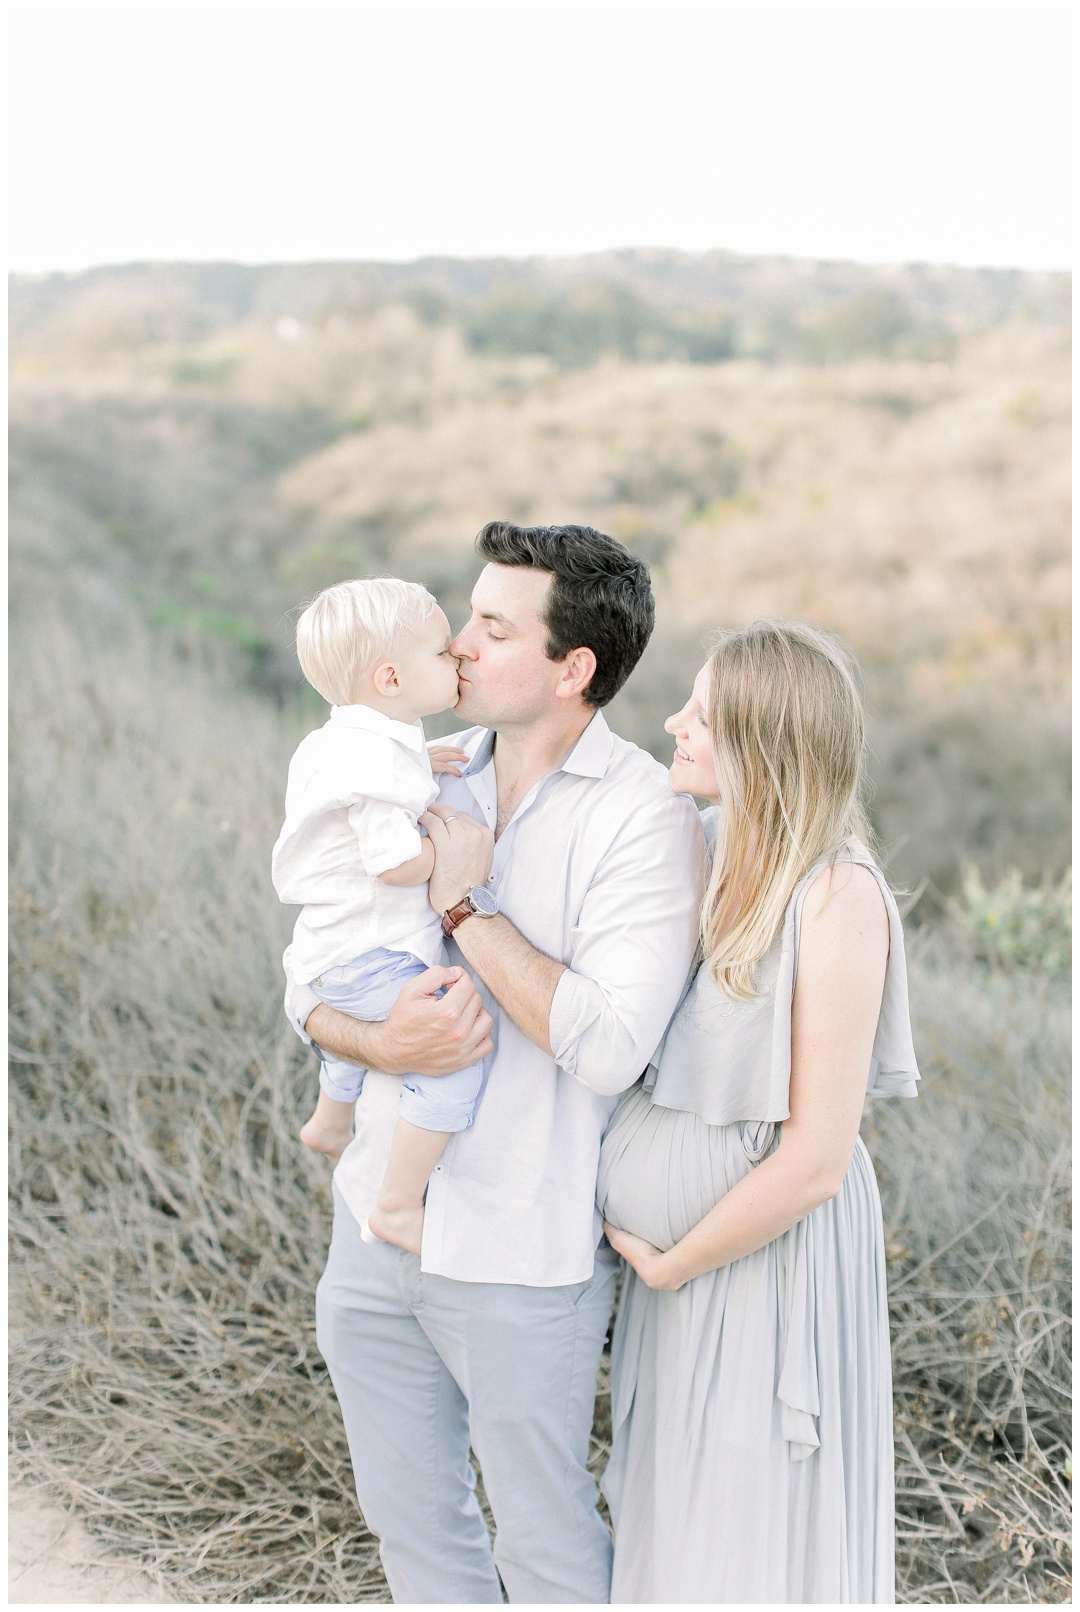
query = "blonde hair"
xmin=295 ymin=578 xmax=437 ymax=705
xmin=702 ymin=619 xmax=875 ymax=999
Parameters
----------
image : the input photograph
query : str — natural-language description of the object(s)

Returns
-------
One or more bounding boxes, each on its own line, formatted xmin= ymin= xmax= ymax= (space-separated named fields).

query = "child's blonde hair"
xmin=296 ymin=578 xmax=438 ymax=706
xmin=702 ymin=619 xmax=876 ymax=999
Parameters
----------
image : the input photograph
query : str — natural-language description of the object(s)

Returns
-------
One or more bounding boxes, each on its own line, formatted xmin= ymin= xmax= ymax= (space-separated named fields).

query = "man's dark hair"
xmin=475 ymin=522 xmax=655 ymax=708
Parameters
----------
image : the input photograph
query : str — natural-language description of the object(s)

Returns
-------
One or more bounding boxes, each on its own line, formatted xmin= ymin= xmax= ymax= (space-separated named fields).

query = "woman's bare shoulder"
xmin=801 ymin=860 xmax=889 ymax=945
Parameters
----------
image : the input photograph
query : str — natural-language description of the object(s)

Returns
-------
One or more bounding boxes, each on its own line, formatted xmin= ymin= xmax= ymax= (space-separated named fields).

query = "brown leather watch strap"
xmin=441 ymin=896 xmax=475 ymax=938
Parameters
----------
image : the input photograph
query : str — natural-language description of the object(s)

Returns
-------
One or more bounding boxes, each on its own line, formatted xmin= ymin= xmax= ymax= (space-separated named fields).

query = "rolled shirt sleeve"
xmin=348 ymin=797 xmax=425 ymax=876
xmin=273 ymin=710 xmax=443 ymax=990
xmin=282 ymin=950 xmax=323 ymax=1051
xmin=548 ymin=790 xmax=705 ymax=1096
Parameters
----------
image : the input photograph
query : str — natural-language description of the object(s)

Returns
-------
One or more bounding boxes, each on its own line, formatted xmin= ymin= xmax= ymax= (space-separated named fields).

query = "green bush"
xmin=952 ymin=866 xmax=1072 ymax=976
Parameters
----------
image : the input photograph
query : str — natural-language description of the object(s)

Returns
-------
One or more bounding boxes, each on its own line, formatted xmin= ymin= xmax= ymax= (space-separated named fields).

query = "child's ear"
xmin=372 ymin=659 xmax=402 ymax=697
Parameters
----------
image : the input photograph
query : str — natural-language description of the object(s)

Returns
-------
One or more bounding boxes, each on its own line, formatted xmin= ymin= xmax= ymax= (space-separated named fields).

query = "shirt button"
xmin=434 ymin=1165 xmax=442 ymax=1172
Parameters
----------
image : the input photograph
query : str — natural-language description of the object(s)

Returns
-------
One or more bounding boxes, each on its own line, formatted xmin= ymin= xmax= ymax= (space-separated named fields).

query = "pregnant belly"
xmin=597 ymin=1082 xmax=779 ymax=1252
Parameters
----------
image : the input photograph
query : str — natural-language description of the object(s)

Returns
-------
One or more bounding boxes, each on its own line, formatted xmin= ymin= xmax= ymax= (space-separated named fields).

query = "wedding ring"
xmin=445 ymin=815 xmax=458 ymax=823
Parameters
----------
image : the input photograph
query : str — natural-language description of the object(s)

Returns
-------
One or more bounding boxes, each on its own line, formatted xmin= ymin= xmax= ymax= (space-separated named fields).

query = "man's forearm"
xmin=451 ymin=914 xmax=564 ymax=1054
xmin=305 ymin=1003 xmax=401 ymax=1070
xmin=303 ymin=968 xmax=494 ymax=1076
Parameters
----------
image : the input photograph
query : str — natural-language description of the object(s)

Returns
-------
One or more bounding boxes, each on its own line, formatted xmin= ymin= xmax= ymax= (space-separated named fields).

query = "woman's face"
xmin=665 ymin=664 xmax=719 ymax=800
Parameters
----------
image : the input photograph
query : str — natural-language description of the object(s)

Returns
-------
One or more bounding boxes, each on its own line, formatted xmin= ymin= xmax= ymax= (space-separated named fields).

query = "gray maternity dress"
xmin=597 ymin=842 xmax=920 ymax=1604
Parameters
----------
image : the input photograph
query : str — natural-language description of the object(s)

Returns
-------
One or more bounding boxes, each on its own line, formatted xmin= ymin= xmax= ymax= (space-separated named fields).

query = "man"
xmin=287 ymin=522 xmax=704 ymax=1603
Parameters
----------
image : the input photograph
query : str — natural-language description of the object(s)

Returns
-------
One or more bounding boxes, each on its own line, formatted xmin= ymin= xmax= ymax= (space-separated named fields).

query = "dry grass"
xmin=868 ymin=942 xmax=1071 ymax=1601
xmin=8 ymin=588 xmax=1070 ymax=1603
xmin=9 ymin=602 xmax=366 ymax=1602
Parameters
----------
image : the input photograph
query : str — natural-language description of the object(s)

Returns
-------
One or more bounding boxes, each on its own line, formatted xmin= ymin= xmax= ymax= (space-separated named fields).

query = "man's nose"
xmin=450 ymin=628 xmax=474 ymax=660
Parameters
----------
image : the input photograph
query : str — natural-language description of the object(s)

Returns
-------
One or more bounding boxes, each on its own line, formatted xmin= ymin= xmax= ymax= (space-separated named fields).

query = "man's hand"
xmin=421 ymin=804 xmax=495 ymax=914
xmin=305 ymin=965 xmax=493 ymax=1076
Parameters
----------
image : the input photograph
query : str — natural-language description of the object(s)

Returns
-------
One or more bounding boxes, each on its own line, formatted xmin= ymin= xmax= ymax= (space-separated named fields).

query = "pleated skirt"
xmin=597 ymin=1085 xmax=895 ymax=1604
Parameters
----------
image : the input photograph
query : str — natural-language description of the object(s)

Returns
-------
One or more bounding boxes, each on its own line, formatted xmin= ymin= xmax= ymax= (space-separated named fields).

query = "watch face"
xmin=468 ymin=884 xmax=499 ymax=916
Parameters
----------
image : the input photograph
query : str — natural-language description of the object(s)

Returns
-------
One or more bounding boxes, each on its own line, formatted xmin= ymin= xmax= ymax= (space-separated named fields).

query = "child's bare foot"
xmin=367 ymin=1203 xmax=425 ymax=1255
xmin=300 ymin=1092 xmax=355 ymax=1161
xmin=299 ymin=1117 xmax=353 ymax=1162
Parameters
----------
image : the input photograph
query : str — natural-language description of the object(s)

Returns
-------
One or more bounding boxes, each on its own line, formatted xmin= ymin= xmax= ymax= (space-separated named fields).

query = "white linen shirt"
xmin=272 ymin=704 xmax=442 ymax=986
xmin=285 ymin=709 xmax=706 ymax=1286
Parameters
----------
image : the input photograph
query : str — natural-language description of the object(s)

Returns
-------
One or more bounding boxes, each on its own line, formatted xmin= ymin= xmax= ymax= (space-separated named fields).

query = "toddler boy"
xmin=272 ymin=577 xmax=483 ymax=1254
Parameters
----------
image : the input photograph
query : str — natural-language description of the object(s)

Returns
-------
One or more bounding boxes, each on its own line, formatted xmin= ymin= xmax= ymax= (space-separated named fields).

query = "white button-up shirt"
xmin=272 ymin=704 xmax=442 ymax=985
xmin=286 ymin=709 xmax=705 ymax=1286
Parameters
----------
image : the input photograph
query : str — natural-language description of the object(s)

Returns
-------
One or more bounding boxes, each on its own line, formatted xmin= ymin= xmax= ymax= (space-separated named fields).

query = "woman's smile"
xmin=665 ymin=665 xmax=719 ymax=796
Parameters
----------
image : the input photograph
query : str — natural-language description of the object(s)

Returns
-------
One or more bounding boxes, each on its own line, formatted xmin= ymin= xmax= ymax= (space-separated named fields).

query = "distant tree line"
xmin=402 ymin=281 xmax=953 ymax=368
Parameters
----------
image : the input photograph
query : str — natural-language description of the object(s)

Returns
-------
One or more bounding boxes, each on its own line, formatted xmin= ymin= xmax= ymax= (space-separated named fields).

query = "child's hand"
xmin=428 ymin=745 xmax=469 ymax=776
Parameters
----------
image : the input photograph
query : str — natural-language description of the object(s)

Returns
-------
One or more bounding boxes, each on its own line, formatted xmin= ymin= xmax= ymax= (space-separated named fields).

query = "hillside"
xmin=9 ymin=251 xmax=1070 ymax=893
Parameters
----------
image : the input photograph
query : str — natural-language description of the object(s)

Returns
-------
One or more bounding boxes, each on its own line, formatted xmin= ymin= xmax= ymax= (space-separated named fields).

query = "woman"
xmin=599 ymin=620 xmax=919 ymax=1604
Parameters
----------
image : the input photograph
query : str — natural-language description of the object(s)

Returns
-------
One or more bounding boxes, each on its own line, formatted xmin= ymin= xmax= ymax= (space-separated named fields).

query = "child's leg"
xmin=299 ymin=1055 xmax=365 ymax=1158
xmin=366 ymin=1123 xmax=452 ymax=1254
xmin=299 ymin=1088 xmax=356 ymax=1161
xmin=366 ymin=1057 xmax=486 ymax=1254
xmin=299 ymin=950 xmax=424 ymax=1158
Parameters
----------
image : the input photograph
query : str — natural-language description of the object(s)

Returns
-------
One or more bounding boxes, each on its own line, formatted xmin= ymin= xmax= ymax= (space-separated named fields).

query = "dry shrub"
xmin=868 ymin=938 xmax=1070 ymax=1601
xmin=9 ymin=600 xmax=376 ymax=1602
xmin=9 ymin=595 xmax=1070 ymax=1602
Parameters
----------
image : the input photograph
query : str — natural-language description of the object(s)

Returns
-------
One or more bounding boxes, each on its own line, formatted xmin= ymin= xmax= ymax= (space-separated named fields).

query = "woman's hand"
xmin=604 ymin=1222 xmax=685 ymax=1291
xmin=602 ymin=865 xmax=892 ymax=1288
xmin=428 ymin=744 xmax=469 ymax=776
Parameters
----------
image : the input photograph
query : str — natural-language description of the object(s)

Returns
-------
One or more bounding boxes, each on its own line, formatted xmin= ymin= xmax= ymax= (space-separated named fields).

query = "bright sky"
xmin=9 ymin=5 xmax=1072 ymax=274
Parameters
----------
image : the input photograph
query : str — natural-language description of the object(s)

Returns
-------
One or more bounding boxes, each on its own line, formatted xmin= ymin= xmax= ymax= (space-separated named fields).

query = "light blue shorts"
xmin=310 ymin=947 xmax=484 ymax=1133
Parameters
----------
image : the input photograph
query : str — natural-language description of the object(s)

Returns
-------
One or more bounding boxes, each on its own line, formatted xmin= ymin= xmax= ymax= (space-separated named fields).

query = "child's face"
xmin=393 ymin=608 xmax=461 ymax=720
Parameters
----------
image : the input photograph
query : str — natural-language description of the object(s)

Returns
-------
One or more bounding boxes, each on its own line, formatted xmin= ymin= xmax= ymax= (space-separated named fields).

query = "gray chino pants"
xmin=316 ymin=1185 xmax=619 ymax=1604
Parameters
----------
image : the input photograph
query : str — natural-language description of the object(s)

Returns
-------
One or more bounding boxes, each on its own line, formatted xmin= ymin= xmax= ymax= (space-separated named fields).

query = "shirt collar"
xmin=462 ymin=727 xmax=495 ymax=777
xmin=560 ymin=709 xmax=615 ymax=777
xmin=329 ymin=703 xmax=425 ymax=751
xmin=461 ymin=709 xmax=615 ymax=781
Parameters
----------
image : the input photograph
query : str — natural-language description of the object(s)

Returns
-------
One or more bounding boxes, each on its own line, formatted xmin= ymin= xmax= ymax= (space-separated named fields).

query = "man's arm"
xmin=289 ymin=964 xmax=494 ymax=1076
xmin=450 ymin=915 xmax=564 ymax=1054
xmin=421 ymin=806 xmax=565 ymax=1048
xmin=422 ymin=794 xmax=704 ymax=1093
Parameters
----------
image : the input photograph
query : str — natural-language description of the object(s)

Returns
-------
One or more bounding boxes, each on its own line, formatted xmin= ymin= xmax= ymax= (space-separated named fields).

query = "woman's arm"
xmin=605 ymin=861 xmax=889 ymax=1290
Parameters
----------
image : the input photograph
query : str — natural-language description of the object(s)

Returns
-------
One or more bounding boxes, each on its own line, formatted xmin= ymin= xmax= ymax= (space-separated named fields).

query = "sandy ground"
xmin=8 ymin=1483 xmax=175 ymax=1605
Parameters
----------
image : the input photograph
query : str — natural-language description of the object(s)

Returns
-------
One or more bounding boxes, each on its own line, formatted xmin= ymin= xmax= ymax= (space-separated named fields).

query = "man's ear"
xmin=554 ymin=646 xmax=598 ymax=702
xmin=372 ymin=659 xmax=402 ymax=697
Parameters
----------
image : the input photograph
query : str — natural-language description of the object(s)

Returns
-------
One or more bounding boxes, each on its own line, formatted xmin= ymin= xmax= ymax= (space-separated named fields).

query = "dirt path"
xmin=8 ymin=1483 xmax=174 ymax=1605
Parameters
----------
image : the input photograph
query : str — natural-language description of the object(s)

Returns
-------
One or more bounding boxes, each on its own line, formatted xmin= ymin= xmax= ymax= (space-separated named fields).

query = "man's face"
xmin=450 ymin=564 xmax=566 ymax=729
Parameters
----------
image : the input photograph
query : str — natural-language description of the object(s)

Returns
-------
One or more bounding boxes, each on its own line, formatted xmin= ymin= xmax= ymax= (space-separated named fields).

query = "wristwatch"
xmin=442 ymin=884 xmax=500 ymax=937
